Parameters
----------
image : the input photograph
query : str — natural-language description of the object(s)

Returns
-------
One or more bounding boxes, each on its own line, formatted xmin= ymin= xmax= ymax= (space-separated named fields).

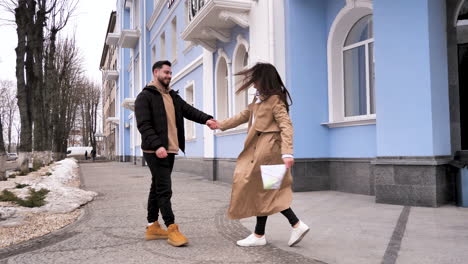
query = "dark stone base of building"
xmin=117 ymin=155 xmax=131 ymax=162
xmin=372 ymin=156 xmax=456 ymax=207
xmin=170 ymin=156 xmax=456 ymax=207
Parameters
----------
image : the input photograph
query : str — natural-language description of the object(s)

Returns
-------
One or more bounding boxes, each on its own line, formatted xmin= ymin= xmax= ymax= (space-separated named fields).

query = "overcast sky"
xmin=0 ymin=0 xmax=116 ymax=85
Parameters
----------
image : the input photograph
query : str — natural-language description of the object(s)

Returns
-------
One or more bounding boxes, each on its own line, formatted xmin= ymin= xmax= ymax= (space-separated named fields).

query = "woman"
xmin=210 ymin=63 xmax=309 ymax=247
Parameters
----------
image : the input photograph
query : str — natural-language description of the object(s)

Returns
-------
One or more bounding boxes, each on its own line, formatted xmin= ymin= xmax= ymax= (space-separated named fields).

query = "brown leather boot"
xmin=167 ymin=224 xmax=189 ymax=247
xmin=145 ymin=222 xmax=169 ymax=240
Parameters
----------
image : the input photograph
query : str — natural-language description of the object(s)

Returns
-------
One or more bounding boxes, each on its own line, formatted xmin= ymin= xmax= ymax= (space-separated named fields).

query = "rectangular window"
xmin=160 ymin=32 xmax=166 ymax=60
xmin=171 ymin=17 xmax=177 ymax=61
xmin=134 ymin=56 xmax=140 ymax=95
xmin=185 ymin=84 xmax=195 ymax=139
xmin=133 ymin=0 xmax=140 ymax=29
xmin=369 ymin=42 xmax=375 ymax=114
xmin=343 ymin=45 xmax=367 ymax=117
xmin=151 ymin=45 xmax=156 ymax=63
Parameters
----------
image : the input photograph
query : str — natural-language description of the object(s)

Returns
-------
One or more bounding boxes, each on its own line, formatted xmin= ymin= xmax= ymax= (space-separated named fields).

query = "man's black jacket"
xmin=135 ymin=86 xmax=213 ymax=153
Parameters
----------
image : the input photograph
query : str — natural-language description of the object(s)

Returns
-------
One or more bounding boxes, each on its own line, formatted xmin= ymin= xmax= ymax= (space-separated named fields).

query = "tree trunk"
xmin=15 ymin=0 xmax=33 ymax=174
xmin=0 ymin=115 xmax=7 ymax=181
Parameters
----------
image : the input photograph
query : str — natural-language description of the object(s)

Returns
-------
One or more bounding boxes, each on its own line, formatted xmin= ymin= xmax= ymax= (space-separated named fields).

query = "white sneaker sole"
xmin=236 ymin=243 xmax=267 ymax=247
xmin=289 ymin=228 xmax=310 ymax=247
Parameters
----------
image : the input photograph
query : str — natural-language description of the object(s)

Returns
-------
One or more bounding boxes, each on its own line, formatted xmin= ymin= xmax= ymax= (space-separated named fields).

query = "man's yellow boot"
xmin=145 ymin=222 xmax=169 ymax=240
xmin=167 ymin=224 xmax=189 ymax=247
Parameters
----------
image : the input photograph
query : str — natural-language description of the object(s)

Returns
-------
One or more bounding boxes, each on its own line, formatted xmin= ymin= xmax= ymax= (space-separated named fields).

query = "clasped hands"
xmin=206 ymin=119 xmax=219 ymax=130
xmin=155 ymin=119 xmax=219 ymax=158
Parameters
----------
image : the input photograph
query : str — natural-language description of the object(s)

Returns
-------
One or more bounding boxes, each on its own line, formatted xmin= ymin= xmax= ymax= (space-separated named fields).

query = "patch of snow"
xmin=6 ymin=158 xmax=97 ymax=216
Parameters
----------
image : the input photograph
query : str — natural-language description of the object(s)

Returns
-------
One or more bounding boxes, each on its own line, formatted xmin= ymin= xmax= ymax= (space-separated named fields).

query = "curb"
xmin=0 ymin=163 xmax=94 ymax=260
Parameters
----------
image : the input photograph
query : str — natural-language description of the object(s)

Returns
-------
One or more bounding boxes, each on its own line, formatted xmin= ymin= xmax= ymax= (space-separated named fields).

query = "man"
xmin=135 ymin=60 xmax=217 ymax=247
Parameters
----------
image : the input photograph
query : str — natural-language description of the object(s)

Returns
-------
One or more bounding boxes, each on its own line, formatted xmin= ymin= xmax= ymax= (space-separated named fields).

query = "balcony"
xmin=181 ymin=0 xmax=252 ymax=52
xmin=118 ymin=29 xmax=140 ymax=48
xmin=106 ymin=32 xmax=121 ymax=46
xmin=104 ymin=70 xmax=119 ymax=81
xmin=106 ymin=117 xmax=120 ymax=126
xmin=122 ymin=98 xmax=135 ymax=111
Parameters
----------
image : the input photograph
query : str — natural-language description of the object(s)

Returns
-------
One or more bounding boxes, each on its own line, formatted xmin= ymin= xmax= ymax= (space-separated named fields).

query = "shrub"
xmin=15 ymin=183 xmax=30 ymax=189
xmin=0 ymin=190 xmax=19 ymax=202
xmin=16 ymin=188 xmax=50 ymax=208
xmin=0 ymin=188 xmax=50 ymax=207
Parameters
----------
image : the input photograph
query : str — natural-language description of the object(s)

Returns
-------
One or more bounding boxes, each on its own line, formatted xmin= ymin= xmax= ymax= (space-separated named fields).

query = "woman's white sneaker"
xmin=236 ymin=233 xmax=267 ymax=247
xmin=288 ymin=221 xmax=310 ymax=247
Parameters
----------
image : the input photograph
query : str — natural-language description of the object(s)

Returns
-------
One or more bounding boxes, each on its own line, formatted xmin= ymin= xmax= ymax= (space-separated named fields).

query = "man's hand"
xmin=283 ymin=157 xmax=294 ymax=169
xmin=206 ymin=119 xmax=219 ymax=130
xmin=156 ymin=147 xmax=168 ymax=158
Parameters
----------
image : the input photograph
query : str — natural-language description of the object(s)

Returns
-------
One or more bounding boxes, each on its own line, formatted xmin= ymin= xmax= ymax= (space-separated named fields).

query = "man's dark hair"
xmin=152 ymin=60 xmax=172 ymax=73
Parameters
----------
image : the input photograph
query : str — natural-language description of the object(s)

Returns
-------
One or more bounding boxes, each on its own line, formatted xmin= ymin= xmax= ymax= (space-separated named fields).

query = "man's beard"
xmin=158 ymin=76 xmax=171 ymax=89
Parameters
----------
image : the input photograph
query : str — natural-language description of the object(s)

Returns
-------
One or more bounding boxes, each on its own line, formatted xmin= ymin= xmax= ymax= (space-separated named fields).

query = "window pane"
xmin=216 ymin=58 xmax=229 ymax=120
xmin=345 ymin=15 xmax=373 ymax=46
xmin=344 ymin=45 xmax=367 ymax=117
xmin=369 ymin=42 xmax=375 ymax=114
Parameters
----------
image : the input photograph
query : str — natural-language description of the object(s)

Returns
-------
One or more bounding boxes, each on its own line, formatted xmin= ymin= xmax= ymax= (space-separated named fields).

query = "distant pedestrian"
xmin=135 ymin=60 xmax=216 ymax=247
xmin=84 ymin=150 xmax=88 ymax=160
xmin=91 ymin=149 xmax=96 ymax=162
xmin=209 ymin=63 xmax=310 ymax=247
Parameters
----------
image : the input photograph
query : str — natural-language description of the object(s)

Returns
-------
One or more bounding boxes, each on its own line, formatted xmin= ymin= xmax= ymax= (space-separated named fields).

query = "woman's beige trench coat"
xmin=219 ymin=95 xmax=294 ymax=220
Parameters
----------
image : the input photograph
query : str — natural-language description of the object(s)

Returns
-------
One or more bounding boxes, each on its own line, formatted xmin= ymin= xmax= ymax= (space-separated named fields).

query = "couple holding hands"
xmin=135 ymin=60 xmax=309 ymax=248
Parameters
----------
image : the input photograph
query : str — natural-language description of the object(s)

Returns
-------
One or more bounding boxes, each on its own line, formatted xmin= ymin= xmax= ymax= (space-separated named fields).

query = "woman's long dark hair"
xmin=235 ymin=62 xmax=292 ymax=112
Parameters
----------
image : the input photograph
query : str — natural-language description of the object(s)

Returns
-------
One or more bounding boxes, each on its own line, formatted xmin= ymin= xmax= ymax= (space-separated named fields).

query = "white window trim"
xmin=171 ymin=16 xmax=178 ymax=63
xmin=184 ymin=80 xmax=196 ymax=141
xmin=326 ymin=0 xmax=374 ymax=128
xmin=214 ymin=48 xmax=232 ymax=121
xmin=231 ymin=34 xmax=250 ymax=131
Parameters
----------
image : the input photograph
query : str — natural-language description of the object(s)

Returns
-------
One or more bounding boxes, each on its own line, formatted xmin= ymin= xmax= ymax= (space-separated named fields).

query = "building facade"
xmin=104 ymin=0 xmax=468 ymax=207
xmin=101 ymin=11 xmax=120 ymax=161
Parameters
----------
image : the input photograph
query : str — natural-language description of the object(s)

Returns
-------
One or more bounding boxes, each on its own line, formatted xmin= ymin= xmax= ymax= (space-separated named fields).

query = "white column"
xmin=203 ymin=49 xmax=214 ymax=158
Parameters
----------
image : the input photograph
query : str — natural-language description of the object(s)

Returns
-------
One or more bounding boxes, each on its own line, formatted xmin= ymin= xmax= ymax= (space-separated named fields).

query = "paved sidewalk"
xmin=1 ymin=161 xmax=468 ymax=264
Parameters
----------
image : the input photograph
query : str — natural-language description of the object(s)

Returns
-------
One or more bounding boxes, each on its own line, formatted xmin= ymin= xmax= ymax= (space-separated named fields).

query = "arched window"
xmin=216 ymin=56 xmax=229 ymax=120
xmin=327 ymin=1 xmax=375 ymax=126
xmin=233 ymin=43 xmax=249 ymax=114
xmin=343 ymin=15 xmax=375 ymax=117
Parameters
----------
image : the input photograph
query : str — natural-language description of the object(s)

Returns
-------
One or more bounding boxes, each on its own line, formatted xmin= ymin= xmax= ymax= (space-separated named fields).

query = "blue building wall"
xmin=212 ymin=25 xmax=250 ymax=159
xmin=284 ymin=0 xmax=378 ymax=159
xmin=146 ymin=1 xmax=206 ymax=157
xmin=285 ymin=0 xmax=329 ymax=159
xmin=119 ymin=6 xmax=132 ymax=157
xmin=326 ymin=0 xmax=377 ymax=158
xmin=373 ymin=0 xmax=451 ymax=157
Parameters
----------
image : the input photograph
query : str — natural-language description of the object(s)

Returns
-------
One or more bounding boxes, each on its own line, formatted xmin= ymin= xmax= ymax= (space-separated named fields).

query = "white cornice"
xmin=180 ymin=0 xmax=252 ymax=42
xmin=149 ymin=0 xmax=182 ymax=43
xmin=202 ymin=27 xmax=231 ymax=42
xmin=321 ymin=118 xmax=376 ymax=128
xmin=218 ymin=10 xmax=249 ymax=28
xmin=147 ymin=0 xmax=166 ymax=30
xmin=170 ymin=55 xmax=204 ymax=86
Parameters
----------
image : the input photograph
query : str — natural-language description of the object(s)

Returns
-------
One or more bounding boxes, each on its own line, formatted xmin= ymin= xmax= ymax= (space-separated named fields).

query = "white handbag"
xmin=260 ymin=164 xmax=287 ymax=189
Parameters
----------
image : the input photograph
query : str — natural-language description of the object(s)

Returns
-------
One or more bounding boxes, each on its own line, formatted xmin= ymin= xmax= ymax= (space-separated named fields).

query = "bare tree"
xmin=1 ymin=0 xmax=78 ymax=171
xmin=77 ymin=81 xmax=101 ymax=151
xmin=50 ymin=37 xmax=83 ymax=160
xmin=0 ymin=80 xmax=19 ymax=154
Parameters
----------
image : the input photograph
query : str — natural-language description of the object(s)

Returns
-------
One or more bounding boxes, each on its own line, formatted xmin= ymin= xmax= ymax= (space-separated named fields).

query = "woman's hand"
xmin=283 ymin=157 xmax=294 ymax=169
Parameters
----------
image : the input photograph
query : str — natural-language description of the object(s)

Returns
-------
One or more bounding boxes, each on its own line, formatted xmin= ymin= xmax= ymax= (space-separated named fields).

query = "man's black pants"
xmin=144 ymin=152 xmax=175 ymax=227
